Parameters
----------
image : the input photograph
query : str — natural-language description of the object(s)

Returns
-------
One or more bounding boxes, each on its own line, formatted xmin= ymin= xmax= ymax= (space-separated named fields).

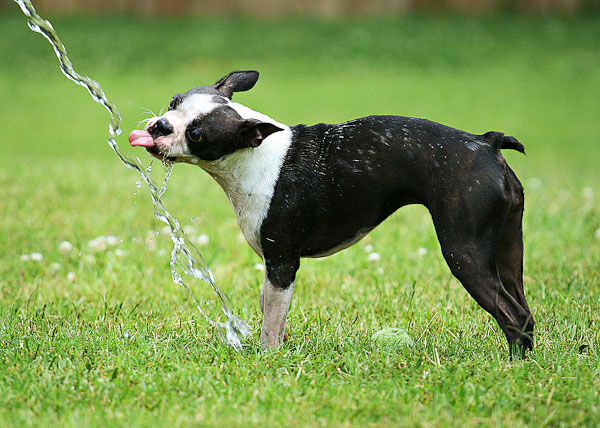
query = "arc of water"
xmin=13 ymin=0 xmax=250 ymax=350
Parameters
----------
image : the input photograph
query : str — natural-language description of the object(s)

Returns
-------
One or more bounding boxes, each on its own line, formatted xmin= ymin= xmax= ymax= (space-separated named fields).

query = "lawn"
xmin=1 ymin=10 xmax=599 ymax=427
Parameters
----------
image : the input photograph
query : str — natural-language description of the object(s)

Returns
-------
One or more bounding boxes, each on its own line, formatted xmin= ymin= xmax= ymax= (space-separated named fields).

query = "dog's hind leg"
xmin=495 ymin=169 xmax=531 ymax=311
xmin=494 ymin=171 xmax=534 ymax=354
xmin=429 ymin=191 xmax=533 ymax=358
xmin=437 ymin=231 xmax=533 ymax=357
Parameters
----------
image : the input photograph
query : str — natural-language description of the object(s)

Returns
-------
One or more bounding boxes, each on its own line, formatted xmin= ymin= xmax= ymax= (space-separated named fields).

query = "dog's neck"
xmin=197 ymin=104 xmax=292 ymax=256
xmin=197 ymin=102 xmax=291 ymax=188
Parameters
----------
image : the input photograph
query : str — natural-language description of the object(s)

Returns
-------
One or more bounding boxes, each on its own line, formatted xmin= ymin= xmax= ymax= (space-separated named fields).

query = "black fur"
xmin=262 ymin=116 xmax=516 ymax=258
xmin=259 ymin=115 xmax=534 ymax=357
xmin=213 ymin=70 xmax=260 ymax=99
xmin=483 ymin=131 xmax=526 ymax=154
xmin=185 ymin=106 xmax=282 ymax=161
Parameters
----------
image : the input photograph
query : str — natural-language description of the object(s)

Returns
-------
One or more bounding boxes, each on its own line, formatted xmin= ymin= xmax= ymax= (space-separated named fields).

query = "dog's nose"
xmin=149 ymin=118 xmax=174 ymax=137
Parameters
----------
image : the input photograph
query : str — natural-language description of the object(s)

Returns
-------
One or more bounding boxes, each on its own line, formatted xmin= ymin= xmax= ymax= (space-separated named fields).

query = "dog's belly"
xmin=298 ymin=198 xmax=400 ymax=258
xmin=302 ymin=226 xmax=373 ymax=258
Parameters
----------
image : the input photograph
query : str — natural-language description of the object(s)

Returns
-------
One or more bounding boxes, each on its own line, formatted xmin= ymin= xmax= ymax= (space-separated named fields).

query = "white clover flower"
xmin=30 ymin=252 xmax=43 ymax=262
xmin=88 ymin=235 xmax=119 ymax=252
xmin=183 ymin=225 xmax=196 ymax=235
xmin=161 ymin=225 xmax=171 ymax=235
xmin=105 ymin=236 xmax=119 ymax=247
xmin=254 ymin=263 xmax=265 ymax=271
xmin=50 ymin=263 xmax=62 ymax=271
xmin=417 ymin=247 xmax=428 ymax=256
xmin=367 ymin=252 xmax=381 ymax=262
xmin=58 ymin=240 xmax=73 ymax=254
xmin=114 ymin=249 xmax=126 ymax=258
xmin=66 ymin=271 xmax=76 ymax=282
xmin=145 ymin=235 xmax=157 ymax=251
xmin=20 ymin=254 xmax=31 ymax=262
xmin=88 ymin=237 xmax=107 ymax=252
xmin=194 ymin=234 xmax=210 ymax=246
xmin=364 ymin=244 xmax=374 ymax=253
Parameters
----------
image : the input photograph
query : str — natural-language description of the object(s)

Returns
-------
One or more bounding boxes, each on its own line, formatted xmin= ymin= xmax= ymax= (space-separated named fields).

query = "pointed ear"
xmin=240 ymin=119 xmax=283 ymax=148
xmin=213 ymin=70 xmax=260 ymax=99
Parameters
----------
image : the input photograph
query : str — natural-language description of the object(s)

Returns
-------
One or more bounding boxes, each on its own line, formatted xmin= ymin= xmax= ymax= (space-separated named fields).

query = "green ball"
xmin=372 ymin=327 xmax=413 ymax=350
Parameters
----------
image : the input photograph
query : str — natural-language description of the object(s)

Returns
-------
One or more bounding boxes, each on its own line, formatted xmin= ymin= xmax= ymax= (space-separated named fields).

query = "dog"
xmin=129 ymin=70 xmax=534 ymax=357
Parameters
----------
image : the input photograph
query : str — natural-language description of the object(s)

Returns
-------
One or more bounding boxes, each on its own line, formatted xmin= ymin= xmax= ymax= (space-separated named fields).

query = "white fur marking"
xmin=146 ymin=94 xmax=222 ymax=158
xmin=196 ymin=103 xmax=292 ymax=256
xmin=228 ymin=101 xmax=288 ymax=129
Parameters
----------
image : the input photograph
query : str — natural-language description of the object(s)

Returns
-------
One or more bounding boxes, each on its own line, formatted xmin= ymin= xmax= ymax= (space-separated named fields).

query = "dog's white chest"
xmin=208 ymin=127 xmax=292 ymax=257
xmin=227 ymin=175 xmax=275 ymax=256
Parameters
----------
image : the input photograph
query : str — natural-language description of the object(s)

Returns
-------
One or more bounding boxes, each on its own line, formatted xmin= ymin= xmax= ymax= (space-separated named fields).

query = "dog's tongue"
xmin=128 ymin=130 xmax=154 ymax=148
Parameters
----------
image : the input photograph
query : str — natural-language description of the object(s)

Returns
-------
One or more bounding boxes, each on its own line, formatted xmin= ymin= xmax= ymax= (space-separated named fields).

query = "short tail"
xmin=483 ymin=131 xmax=525 ymax=154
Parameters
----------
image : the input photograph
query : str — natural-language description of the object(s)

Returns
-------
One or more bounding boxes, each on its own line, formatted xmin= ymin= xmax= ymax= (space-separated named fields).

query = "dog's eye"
xmin=186 ymin=128 xmax=202 ymax=143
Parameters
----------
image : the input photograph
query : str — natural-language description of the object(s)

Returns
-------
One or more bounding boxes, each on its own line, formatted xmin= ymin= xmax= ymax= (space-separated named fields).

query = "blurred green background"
xmin=1 ymin=1 xmax=599 ymax=427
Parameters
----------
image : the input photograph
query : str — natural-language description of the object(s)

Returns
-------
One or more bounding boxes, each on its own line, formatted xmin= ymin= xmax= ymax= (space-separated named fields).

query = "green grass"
xmin=1 ymin=11 xmax=599 ymax=427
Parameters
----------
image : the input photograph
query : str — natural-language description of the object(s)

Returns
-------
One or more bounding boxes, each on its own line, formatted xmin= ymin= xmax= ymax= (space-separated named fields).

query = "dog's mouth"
xmin=146 ymin=145 xmax=175 ymax=161
xmin=129 ymin=130 xmax=176 ymax=162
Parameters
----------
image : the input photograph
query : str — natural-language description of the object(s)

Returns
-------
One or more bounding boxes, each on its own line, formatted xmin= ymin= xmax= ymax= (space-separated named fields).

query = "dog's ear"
xmin=239 ymin=119 xmax=283 ymax=148
xmin=213 ymin=71 xmax=260 ymax=99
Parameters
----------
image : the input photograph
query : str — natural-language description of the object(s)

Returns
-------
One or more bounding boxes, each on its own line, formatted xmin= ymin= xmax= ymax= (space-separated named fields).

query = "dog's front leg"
xmin=259 ymin=260 xmax=298 ymax=350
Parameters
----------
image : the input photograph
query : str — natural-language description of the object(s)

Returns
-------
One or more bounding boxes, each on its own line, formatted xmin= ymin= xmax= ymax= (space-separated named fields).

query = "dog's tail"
xmin=483 ymin=131 xmax=525 ymax=154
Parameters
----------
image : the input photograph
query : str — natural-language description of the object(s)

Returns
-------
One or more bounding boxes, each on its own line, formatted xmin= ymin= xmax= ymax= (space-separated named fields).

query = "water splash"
xmin=13 ymin=0 xmax=250 ymax=350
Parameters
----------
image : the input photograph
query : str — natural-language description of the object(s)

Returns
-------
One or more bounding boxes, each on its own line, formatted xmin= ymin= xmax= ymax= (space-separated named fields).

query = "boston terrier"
xmin=129 ymin=71 xmax=534 ymax=357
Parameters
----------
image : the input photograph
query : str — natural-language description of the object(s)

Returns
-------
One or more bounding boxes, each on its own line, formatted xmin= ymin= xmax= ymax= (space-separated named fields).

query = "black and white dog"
xmin=129 ymin=71 xmax=534 ymax=357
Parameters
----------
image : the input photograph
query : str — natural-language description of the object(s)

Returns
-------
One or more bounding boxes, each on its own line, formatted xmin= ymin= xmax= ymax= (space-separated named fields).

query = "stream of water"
xmin=14 ymin=0 xmax=250 ymax=350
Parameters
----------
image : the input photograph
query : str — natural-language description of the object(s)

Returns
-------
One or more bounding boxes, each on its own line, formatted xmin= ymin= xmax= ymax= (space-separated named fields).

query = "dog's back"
xmin=264 ymin=115 xmax=524 ymax=258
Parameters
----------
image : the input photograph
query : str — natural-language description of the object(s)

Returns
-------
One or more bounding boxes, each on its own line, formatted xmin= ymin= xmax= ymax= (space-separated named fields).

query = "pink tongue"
xmin=129 ymin=130 xmax=154 ymax=148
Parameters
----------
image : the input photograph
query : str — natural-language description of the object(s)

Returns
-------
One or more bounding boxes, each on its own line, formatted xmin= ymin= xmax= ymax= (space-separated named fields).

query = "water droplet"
xmin=136 ymin=181 xmax=142 ymax=188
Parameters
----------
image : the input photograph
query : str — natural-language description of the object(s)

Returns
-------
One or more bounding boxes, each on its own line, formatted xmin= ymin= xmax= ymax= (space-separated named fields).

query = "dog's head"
xmin=129 ymin=71 xmax=283 ymax=163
